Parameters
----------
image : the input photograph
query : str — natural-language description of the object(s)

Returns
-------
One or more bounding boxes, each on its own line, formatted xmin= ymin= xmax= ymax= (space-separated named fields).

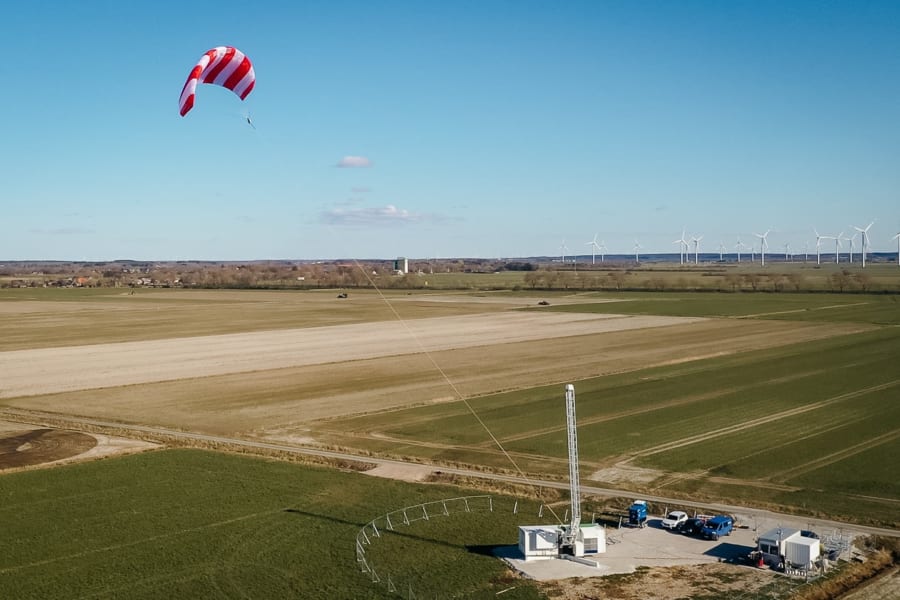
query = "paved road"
xmin=3 ymin=408 xmax=898 ymax=539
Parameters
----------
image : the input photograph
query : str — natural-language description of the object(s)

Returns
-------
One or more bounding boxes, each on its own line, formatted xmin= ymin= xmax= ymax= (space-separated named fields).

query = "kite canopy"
xmin=179 ymin=46 xmax=255 ymax=117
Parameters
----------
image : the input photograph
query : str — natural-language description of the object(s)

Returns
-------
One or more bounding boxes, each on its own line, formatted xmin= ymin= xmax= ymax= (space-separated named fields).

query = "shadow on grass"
xmin=283 ymin=507 xmax=463 ymax=551
xmin=466 ymin=543 xmax=511 ymax=558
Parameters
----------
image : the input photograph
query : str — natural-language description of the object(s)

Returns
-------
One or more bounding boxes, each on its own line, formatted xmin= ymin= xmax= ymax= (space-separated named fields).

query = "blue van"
xmin=700 ymin=516 xmax=734 ymax=540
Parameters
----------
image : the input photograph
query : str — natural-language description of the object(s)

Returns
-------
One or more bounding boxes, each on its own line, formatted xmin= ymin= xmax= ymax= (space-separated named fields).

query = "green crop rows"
xmin=328 ymin=318 xmax=900 ymax=527
xmin=0 ymin=449 xmax=545 ymax=600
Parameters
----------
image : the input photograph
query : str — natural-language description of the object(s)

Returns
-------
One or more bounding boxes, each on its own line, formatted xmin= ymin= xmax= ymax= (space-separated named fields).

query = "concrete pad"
xmin=497 ymin=517 xmax=759 ymax=581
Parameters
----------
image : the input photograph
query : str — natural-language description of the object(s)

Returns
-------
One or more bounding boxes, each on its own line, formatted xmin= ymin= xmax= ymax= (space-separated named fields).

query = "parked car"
xmin=800 ymin=530 xmax=820 ymax=539
xmin=701 ymin=516 xmax=734 ymax=540
xmin=661 ymin=510 xmax=688 ymax=530
xmin=681 ymin=517 xmax=706 ymax=537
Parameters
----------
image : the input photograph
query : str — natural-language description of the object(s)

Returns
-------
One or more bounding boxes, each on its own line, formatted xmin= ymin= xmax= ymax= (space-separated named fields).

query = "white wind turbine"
xmin=633 ymin=239 xmax=643 ymax=263
xmin=586 ymin=234 xmax=602 ymax=265
xmin=736 ymin=238 xmax=749 ymax=263
xmin=718 ymin=242 xmax=726 ymax=262
xmin=753 ymin=229 xmax=771 ymax=266
xmin=783 ymin=242 xmax=792 ymax=262
xmin=853 ymin=220 xmax=875 ymax=268
xmin=691 ymin=235 xmax=703 ymax=264
xmin=813 ymin=227 xmax=824 ymax=265
xmin=559 ymin=239 xmax=569 ymax=265
xmin=673 ymin=229 xmax=688 ymax=265
xmin=679 ymin=229 xmax=689 ymax=265
xmin=831 ymin=232 xmax=843 ymax=264
xmin=803 ymin=241 xmax=809 ymax=262
xmin=845 ymin=232 xmax=857 ymax=264
xmin=893 ymin=232 xmax=900 ymax=266
xmin=598 ymin=241 xmax=607 ymax=263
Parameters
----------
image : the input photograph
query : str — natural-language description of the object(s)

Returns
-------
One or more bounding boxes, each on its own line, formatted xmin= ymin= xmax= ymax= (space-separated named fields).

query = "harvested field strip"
xmin=0 ymin=288 xmax=515 ymax=352
xmin=0 ymin=311 xmax=701 ymax=399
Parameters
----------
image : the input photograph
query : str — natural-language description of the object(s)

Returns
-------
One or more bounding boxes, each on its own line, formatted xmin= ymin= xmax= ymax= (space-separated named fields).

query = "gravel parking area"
xmin=500 ymin=516 xmax=759 ymax=580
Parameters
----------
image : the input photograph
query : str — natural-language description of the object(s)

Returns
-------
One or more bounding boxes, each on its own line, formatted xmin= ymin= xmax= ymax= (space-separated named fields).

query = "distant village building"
xmin=393 ymin=257 xmax=408 ymax=275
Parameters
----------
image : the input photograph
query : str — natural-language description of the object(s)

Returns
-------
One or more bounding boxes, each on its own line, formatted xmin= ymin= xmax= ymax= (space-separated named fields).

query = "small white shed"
xmin=518 ymin=524 xmax=607 ymax=560
xmin=785 ymin=536 xmax=820 ymax=569
xmin=758 ymin=527 xmax=800 ymax=558
xmin=758 ymin=527 xmax=801 ymax=559
xmin=574 ymin=523 xmax=606 ymax=557
xmin=518 ymin=526 xmax=560 ymax=561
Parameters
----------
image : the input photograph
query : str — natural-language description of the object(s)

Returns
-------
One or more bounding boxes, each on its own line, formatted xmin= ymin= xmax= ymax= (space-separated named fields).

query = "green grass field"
xmin=0 ymin=449 xmax=547 ymax=600
xmin=537 ymin=291 xmax=900 ymax=324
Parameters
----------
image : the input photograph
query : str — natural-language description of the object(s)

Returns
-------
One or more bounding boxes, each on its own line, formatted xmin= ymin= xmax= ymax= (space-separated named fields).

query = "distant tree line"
xmin=0 ymin=261 xmax=891 ymax=294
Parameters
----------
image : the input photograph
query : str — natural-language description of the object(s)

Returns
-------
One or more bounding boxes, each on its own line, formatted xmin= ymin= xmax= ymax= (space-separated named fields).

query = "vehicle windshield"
xmin=667 ymin=513 xmax=681 ymax=520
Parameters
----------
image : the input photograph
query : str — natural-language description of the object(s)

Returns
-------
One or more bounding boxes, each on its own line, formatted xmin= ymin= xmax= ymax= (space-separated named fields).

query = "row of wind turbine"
xmin=560 ymin=220 xmax=896 ymax=267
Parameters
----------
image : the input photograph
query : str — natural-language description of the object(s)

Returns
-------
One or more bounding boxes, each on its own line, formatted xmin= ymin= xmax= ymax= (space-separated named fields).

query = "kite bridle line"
xmin=237 ymin=131 xmax=562 ymax=521
xmin=345 ymin=257 xmax=562 ymax=522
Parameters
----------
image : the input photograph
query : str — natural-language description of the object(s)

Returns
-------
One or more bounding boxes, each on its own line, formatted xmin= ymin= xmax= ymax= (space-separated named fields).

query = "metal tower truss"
xmin=562 ymin=384 xmax=581 ymax=547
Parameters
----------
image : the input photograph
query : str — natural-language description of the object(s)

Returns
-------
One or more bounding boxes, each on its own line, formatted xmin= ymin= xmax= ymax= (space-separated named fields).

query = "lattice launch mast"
xmin=561 ymin=384 xmax=581 ymax=547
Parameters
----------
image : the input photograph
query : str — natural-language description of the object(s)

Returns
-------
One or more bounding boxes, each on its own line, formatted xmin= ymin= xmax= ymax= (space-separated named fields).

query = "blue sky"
xmin=3 ymin=0 xmax=899 ymax=261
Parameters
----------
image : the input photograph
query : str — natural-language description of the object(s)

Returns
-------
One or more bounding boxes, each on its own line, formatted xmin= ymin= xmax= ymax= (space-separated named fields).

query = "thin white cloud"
xmin=336 ymin=156 xmax=372 ymax=168
xmin=351 ymin=186 xmax=372 ymax=193
xmin=321 ymin=204 xmax=426 ymax=226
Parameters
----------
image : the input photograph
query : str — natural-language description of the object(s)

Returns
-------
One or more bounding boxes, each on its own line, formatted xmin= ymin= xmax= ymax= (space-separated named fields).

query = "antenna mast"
xmin=562 ymin=384 xmax=581 ymax=546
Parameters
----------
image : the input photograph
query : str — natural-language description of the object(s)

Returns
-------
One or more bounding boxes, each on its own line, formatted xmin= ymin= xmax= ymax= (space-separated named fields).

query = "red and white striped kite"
xmin=179 ymin=46 xmax=255 ymax=117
